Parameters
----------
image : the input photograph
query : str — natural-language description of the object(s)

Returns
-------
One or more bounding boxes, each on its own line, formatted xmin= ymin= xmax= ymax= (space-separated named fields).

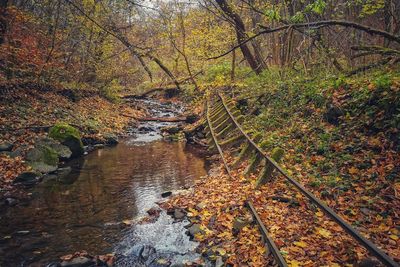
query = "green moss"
xmin=49 ymin=123 xmax=81 ymax=141
xmin=42 ymin=145 xmax=59 ymax=166
xmin=49 ymin=123 xmax=84 ymax=157
xmin=26 ymin=145 xmax=59 ymax=173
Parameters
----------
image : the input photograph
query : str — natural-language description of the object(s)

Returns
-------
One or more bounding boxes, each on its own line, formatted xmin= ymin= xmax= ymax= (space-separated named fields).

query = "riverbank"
xmin=0 ymin=85 xmax=145 ymax=204
xmin=0 ymin=86 xmax=210 ymax=266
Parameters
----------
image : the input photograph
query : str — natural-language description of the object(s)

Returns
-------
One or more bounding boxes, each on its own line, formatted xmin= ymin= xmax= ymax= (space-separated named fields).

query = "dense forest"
xmin=0 ymin=0 xmax=399 ymax=266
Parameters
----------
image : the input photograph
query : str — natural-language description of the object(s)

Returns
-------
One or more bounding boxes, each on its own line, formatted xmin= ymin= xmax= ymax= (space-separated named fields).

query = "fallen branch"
xmin=351 ymin=45 xmax=400 ymax=59
xmin=121 ymin=113 xmax=187 ymax=122
xmin=346 ymin=57 xmax=392 ymax=76
xmin=137 ymin=116 xmax=187 ymax=122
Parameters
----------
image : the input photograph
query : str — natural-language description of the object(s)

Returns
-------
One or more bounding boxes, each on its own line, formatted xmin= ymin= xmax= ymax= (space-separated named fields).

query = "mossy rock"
xmin=49 ymin=123 xmax=84 ymax=158
xmin=35 ymin=137 xmax=72 ymax=160
xmin=26 ymin=145 xmax=59 ymax=173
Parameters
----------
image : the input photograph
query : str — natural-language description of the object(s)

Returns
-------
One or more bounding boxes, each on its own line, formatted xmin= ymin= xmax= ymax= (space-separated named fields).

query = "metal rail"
xmin=206 ymin=97 xmax=289 ymax=267
xmin=217 ymin=93 xmax=399 ymax=267
xmin=205 ymin=99 xmax=232 ymax=178
xmin=247 ymin=201 xmax=288 ymax=267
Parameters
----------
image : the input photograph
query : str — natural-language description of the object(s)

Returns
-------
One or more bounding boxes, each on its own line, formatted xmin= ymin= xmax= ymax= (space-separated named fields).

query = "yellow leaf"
xmin=289 ymin=260 xmax=301 ymax=267
xmin=294 ymin=241 xmax=307 ymax=248
xmin=316 ymin=211 xmax=324 ymax=217
xmin=317 ymin=228 xmax=332 ymax=238
xmin=348 ymin=167 xmax=359 ymax=174
xmin=187 ymin=208 xmax=199 ymax=217
xmin=389 ymin=235 xmax=398 ymax=241
xmin=216 ymin=248 xmax=226 ymax=256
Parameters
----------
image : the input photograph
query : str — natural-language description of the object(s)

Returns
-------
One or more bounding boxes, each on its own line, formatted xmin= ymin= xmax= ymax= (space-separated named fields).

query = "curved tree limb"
xmin=209 ymin=20 xmax=400 ymax=60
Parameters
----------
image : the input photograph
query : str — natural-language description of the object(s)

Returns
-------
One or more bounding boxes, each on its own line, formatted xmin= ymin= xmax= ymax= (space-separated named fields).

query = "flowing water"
xmin=0 ymin=99 xmax=207 ymax=266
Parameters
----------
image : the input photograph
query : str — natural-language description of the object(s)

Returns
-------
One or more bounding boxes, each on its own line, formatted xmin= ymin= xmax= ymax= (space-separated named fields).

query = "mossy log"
xmin=232 ymin=133 xmax=262 ymax=167
xmin=219 ymin=134 xmax=245 ymax=148
xmin=244 ymin=152 xmax=263 ymax=177
xmin=210 ymin=106 xmax=224 ymax=116
xmin=210 ymin=102 xmax=235 ymax=119
xmin=212 ymin=113 xmax=230 ymax=126
xmin=207 ymin=136 xmax=215 ymax=145
xmin=210 ymin=107 xmax=227 ymax=120
xmin=214 ymin=117 xmax=233 ymax=133
xmin=213 ymin=112 xmax=242 ymax=128
xmin=255 ymin=147 xmax=284 ymax=189
xmin=216 ymin=123 xmax=236 ymax=139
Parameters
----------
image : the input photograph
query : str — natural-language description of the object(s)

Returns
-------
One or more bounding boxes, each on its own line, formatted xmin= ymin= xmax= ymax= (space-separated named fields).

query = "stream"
xmin=0 ymin=98 xmax=208 ymax=266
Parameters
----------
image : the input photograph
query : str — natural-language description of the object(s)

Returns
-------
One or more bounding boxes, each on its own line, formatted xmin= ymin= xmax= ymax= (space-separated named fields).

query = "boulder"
xmin=49 ymin=123 xmax=84 ymax=158
xmin=13 ymin=171 xmax=40 ymax=185
xmin=161 ymin=191 xmax=172 ymax=198
xmin=10 ymin=145 xmax=28 ymax=158
xmin=26 ymin=145 xmax=59 ymax=173
xmin=188 ymin=224 xmax=203 ymax=237
xmin=161 ymin=126 xmax=182 ymax=135
xmin=0 ymin=142 xmax=13 ymax=152
xmin=185 ymin=114 xmax=199 ymax=124
xmin=141 ymin=245 xmax=156 ymax=261
xmin=5 ymin=197 xmax=18 ymax=206
xmin=104 ymin=133 xmax=119 ymax=145
xmin=36 ymin=138 xmax=72 ymax=160
xmin=129 ymin=244 xmax=145 ymax=258
xmin=173 ymin=209 xmax=186 ymax=220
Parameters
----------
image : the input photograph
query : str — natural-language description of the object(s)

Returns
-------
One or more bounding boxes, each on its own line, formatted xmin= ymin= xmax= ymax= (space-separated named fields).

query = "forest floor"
xmin=161 ymin=69 xmax=400 ymax=266
xmin=0 ymin=85 xmax=144 ymax=201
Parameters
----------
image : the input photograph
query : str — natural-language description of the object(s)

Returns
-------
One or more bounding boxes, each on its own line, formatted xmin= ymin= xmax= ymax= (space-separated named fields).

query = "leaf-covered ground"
xmin=162 ymin=70 xmax=400 ymax=266
xmin=162 ymin=156 xmax=388 ymax=266
xmin=236 ymin=71 xmax=400 ymax=264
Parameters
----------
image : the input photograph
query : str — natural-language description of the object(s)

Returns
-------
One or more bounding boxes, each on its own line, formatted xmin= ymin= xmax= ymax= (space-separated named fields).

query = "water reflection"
xmin=0 ymin=140 xmax=206 ymax=266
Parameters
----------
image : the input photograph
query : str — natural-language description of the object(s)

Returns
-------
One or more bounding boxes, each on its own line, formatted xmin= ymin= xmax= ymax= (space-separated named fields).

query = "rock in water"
xmin=56 ymin=167 xmax=72 ymax=183
xmin=0 ymin=142 xmax=13 ymax=152
xmin=161 ymin=126 xmax=182 ymax=135
xmin=26 ymin=145 xmax=59 ymax=173
xmin=5 ymin=197 xmax=18 ymax=206
xmin=161 ymin=191 xmax=172 ymax=198
xmin=141 ymin=245 xmax=156 ymax=261
xmin=104 ymin=133 xmax=119 ymax=145
xmin=36 ymin=137 xmax=72 ymax=160
xmin=185 ymin=114 xmax=199 ymax=124
xmin=13 ymin=171 xmax=39 ymax=185
xmin=173 ymin=209 xmax=186 ymax=220
xmin=49 ymin=123 xmax=84 ymax=158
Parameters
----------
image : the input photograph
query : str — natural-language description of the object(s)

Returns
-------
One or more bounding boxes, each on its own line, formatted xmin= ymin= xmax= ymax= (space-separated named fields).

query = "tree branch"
xmin=208 ymin=20 xmax=400 ymax=60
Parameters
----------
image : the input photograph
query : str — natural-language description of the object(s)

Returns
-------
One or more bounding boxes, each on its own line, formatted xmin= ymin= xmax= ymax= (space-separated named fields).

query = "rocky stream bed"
xmin=0 ymin=97 xmax=210 ymax=267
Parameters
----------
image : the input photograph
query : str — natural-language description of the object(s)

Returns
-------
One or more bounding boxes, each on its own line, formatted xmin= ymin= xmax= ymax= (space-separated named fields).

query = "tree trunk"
xmin=215 ymin=0 xmax=263 ymax=74
xmin=0 ymin=0 xmax=8 ymax=45
xmin=147 ymin=54 xmax=181 ymax=90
